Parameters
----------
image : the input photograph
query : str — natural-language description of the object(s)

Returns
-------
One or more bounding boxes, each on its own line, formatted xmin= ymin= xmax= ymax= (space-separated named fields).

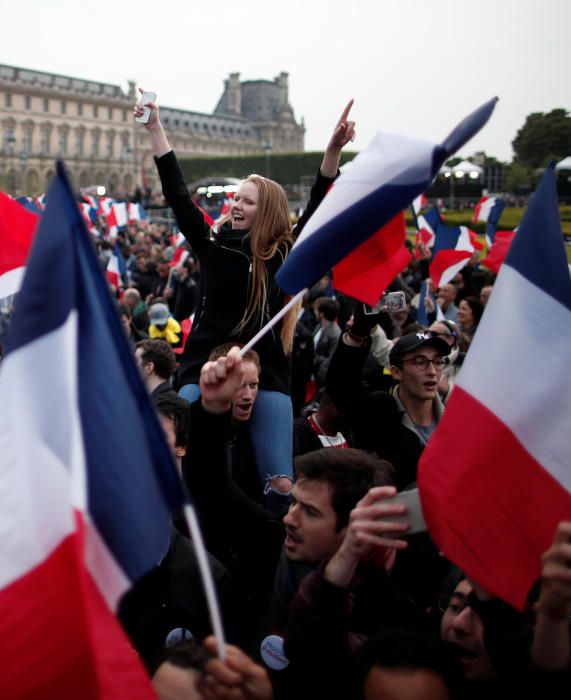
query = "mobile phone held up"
xmin=136 ymin=91 xmax=157 ymax=124
xmin=382 ymin=488 xmax=427 ymax=537
xmin=363 ymin=291 xmax=406 ymax=315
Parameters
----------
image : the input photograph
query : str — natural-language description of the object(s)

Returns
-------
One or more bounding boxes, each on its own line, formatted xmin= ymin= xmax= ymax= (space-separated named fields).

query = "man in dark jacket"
xmin=327 ymin=323 xmax=450 ymax=491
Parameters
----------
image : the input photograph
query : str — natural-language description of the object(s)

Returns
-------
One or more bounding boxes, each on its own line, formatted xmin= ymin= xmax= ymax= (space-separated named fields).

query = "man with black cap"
xmin=326 ymin=308 xmax=450 ymax=490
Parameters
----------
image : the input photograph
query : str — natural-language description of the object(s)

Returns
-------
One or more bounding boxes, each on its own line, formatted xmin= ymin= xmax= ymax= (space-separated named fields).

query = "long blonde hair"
xmin=216 ymin=174 xmax=299 ymax=352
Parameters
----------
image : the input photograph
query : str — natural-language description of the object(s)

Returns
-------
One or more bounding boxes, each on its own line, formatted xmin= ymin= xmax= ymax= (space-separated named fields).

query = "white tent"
xmin=451 ymin=160 xmax=483 ymax=176
xmin=555 ymin=156 xmax=571 ymax=171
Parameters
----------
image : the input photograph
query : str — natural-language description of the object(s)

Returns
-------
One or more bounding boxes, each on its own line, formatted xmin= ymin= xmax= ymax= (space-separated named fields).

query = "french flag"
xmin=414 ymin=213 xmax=437 ymax=257
xmin=276 ymin=98 xmax=498 ymax=301
xmin=128 ymin=202 xmax=148 ymax=224
xmin=418 ymin=164 xmax=571 ymax=610
xmin=0 ymin=163 xmax=188 ymax=696
xmin=106 ymin=244 xmax=127 ymax=291
xmin=0 ymin=193 xmax=40 ymax=298
xmin=429 ymin=225 xmax=475 ymax=288
xmin=473 ymin=195 xmax=505 ymax=224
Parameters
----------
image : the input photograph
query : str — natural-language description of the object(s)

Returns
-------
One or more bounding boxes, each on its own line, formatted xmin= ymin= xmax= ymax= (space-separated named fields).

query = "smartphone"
xmin=363 ymin=291 xmax=407 ymax=315
xmin=382 ymin=488 xmax=427 ymax=537
xmin=136 ymin=91 xmax=157 ymax=124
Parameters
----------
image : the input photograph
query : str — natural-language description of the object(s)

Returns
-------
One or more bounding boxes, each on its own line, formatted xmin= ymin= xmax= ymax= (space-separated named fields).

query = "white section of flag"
xmin=438 ymin=256 xmax=472 ymax=288
xmin=294 ymin=132 xmax=434 ymax=247
xmin=0 ymin=315 xmax=81 ymax=589
xmin=457 ymin=227 xmax=475 ymax=251
xmin=0 ymin=267 xmax=26 ymax=299
xmin=457 ymin=265 xmax=571 ymax=492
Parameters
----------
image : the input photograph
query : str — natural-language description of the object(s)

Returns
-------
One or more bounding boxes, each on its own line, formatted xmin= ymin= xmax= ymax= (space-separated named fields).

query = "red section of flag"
xmin=0 ymin=193 xmax=40 ymax=276
xmin=482 ymin=230 xmax=516 ymax=273
xmin=333 ymin=212 xmax=412 ymax=305
xmin=429 ymin=249 xmax=473 ymax=289
xmin=468 ymin=229 xmax=484 ymax=251
xmin=0 ymin=516 xmax=155 ymax=698
xmin=418 ymin=387 xmax=571 ymax=610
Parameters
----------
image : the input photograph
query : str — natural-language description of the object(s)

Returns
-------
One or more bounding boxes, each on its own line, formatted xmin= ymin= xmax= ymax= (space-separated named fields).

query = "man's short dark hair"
xmin=136 ymin=339 xmax=177 ymax=380
xmin=294 ymin=448 xmax=394 ymax=531
xmin=153 ymin=394 xmax=190 ymax=448
xmin=317 ymin=297 xmax=340 ymax=322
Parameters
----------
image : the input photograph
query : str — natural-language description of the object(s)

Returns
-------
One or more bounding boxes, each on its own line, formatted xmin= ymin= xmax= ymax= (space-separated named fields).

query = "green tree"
xmin=512 ymin=109 xmax=571 ymax=169
xmin=503 ymin=160 xmax=533 ymax=193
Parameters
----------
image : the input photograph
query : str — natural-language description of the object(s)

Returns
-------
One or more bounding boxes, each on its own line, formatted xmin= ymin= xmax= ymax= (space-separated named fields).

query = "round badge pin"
xmin=165 ymin=627 xmax=194 ymax=647
xmin=260 ymin=635 xmax=289 ymax=670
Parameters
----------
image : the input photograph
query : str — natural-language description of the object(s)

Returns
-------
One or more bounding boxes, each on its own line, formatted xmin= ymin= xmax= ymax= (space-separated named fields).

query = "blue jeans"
xmin=179 ymin=384 xmax=293 ymax=499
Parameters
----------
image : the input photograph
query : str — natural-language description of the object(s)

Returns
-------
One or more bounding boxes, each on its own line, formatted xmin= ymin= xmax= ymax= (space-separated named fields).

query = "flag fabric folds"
xmin=275 ymin=98 xmax=498 ymax=297
xmin=333 ymin=212 xmax=412 ymax=305
xmin=429 ymin=225 xmax=475 ymax=288
xmin=418 ymin=165 xmax=571 ymax=610
xmin=482 ymin=229 xmax=517 ymax=273
xmin=0 ymin=193 xmax=40 ymax=298
xmin=0 ymin=163 xmax=186 ymax=696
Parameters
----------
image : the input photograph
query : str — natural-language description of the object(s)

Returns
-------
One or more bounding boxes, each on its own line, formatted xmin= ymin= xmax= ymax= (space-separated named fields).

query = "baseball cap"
xmin=389 ymin=331 xmax=451 ymax=366
xmin=149 ymin=302 xmax=170 ymax=326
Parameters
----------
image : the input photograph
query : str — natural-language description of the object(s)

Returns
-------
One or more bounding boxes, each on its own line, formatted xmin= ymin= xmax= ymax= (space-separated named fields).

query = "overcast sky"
xmin=2 ymin=0 xmax=569 ymax=162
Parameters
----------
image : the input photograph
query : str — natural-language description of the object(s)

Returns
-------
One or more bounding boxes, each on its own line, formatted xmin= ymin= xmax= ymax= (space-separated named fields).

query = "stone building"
xmin=0 ymin=64 xmax=305 ymax=197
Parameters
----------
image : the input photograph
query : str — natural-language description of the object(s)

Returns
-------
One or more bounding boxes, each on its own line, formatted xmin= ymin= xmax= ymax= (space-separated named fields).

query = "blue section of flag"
xmin=431 ymin=225 xmax=461 ymax=257
xmin=6 ymin=162 xmax=186 ymax=583
xmin=437 ymin=98 xmax=498 ymax=160
xmin=505 ymin=165 xmax=571 ymax=313
xmin=416 ymin=281 xmax=432 ymax=326
xmin=423 ymin=207 xmax=444 ymax=233
xmin=113 ymin=243 xmax=128 ymax=278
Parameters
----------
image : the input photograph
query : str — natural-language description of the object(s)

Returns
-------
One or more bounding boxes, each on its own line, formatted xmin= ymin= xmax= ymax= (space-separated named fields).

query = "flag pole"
xmin=238 ymin=288 xmax=307 ymax=357
xmin=183 ymin=504 xmax=227 ymax=661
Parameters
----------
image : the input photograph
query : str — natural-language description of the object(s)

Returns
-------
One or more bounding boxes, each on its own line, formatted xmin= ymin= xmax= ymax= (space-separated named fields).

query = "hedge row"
xmin=178 ymin=151 xmax=357 ymax=189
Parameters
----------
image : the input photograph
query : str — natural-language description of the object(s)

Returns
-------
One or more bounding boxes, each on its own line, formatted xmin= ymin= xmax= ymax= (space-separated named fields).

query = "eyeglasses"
xmin=402 ymin=356 xmax=448 ymax=370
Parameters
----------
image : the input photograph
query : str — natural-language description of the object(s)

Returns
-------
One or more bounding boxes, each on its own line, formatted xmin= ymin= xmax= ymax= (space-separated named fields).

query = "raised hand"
xmin=320 ymin=99 xmax=356 ymax=178
xmin=328 ymin=99 xmax=356 ymax=150
xmin=199 ymin=346 xmax=245 ymax=414
xmin=324 ymin=486 xmax=409 ymax=588
xmin=133 ymin=87 xmax=160 ymax=130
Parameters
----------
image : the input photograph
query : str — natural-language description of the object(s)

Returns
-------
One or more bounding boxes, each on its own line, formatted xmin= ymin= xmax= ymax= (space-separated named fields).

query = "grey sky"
xmin=2 ymin=0 xmax=569 ymax=162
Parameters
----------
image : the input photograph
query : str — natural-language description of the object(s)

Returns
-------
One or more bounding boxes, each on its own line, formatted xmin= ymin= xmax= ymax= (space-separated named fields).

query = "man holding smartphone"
xmin=327 ymin=323 xmax=450 ymax=490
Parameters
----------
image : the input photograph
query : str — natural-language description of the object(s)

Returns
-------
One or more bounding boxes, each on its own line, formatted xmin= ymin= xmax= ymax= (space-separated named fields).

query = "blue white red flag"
xmin=0 ymin=163 xmax=188 ymax=696
xmin=275 ymin=98 xmax=498 ymax=297
xmin=0 ymin=192 xmax=40 ymax=298
xmin=473 ymin=195 xmax=505 ymax=224
xmin=418 ymin=165 xmax=571 ymax=610
xmin=106 ymin=244 xmax=128 ymax=291
xmin=128 ymin=202 xmax=148 ymax=223
xmin=429 ymin=225 xmax=475 ymax=288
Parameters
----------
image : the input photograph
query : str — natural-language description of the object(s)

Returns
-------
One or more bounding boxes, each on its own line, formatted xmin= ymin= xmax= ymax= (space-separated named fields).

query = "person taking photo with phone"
xmin=134 ymin=91 xmax=355 ymax=505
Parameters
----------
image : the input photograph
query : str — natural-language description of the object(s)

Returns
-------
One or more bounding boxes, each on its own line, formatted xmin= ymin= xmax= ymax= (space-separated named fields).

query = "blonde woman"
xmin=135 ymin=92 xmax=355 ymax=502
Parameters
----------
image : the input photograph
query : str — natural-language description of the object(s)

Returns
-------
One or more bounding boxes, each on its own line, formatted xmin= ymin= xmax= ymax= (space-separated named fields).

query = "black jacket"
xmin=156 ymin=151 xmax=335 ymax=394
xmin=326 ymin=338 xmax=441 ymax=490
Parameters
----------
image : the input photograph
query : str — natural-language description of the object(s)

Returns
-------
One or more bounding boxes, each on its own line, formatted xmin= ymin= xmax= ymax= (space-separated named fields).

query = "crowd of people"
xmin=0 ymin=93 xmax=569 ymax=699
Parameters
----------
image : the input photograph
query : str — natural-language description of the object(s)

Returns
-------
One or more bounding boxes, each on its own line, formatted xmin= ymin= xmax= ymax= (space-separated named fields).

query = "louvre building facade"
xmin=0 ymin=65 xmax=305 ymax=197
